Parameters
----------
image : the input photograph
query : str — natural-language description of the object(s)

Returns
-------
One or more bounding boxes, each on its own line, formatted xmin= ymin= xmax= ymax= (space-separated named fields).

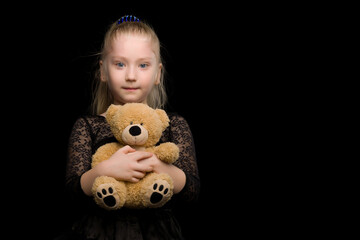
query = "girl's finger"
xmin=129 ymin=151 xmax=153 ymax=161
xmin=134 ymin=163 xmax=153 ymax=173
xmin=119 ymin=145 xmax=136 ymax=154
xmin=129 ymin=177 xmax=140 ymax=183
xmin=132 ymin=170 xmax=146 ymax=179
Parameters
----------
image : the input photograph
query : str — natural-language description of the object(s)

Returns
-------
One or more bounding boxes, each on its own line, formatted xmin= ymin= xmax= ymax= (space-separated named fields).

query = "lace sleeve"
xmin=168 ymin=114 xmax=200 ymax=203
xmin=65 ymin=117 xmax=93 ymax=200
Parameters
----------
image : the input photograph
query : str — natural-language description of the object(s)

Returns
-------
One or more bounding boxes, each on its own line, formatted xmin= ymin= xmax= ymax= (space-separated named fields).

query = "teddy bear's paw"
xmin=147 ymin=179 xmax=173 ymax=208
xmin=95 ymin=183 xmax=124 ymax=210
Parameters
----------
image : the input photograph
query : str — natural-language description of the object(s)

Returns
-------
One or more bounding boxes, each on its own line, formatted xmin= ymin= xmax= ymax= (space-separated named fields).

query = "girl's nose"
xmin=126 ymin=66 xmax=136 ymax=81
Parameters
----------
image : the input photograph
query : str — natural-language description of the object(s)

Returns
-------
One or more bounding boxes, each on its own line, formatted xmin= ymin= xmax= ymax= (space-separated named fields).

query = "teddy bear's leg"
xmin=125 ymin=173 xmax=174 ymax=208
xmin=92 ymin=176 xmax=127 ymax=210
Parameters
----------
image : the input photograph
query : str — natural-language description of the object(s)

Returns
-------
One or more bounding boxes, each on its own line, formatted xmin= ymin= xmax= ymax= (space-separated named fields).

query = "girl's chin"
xmin=117 ymin=97 xmax=146 ymax=104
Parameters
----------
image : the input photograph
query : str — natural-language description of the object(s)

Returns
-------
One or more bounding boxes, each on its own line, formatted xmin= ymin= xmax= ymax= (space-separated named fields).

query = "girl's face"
xmin=102 ymin=33 xmax=161 ymax=106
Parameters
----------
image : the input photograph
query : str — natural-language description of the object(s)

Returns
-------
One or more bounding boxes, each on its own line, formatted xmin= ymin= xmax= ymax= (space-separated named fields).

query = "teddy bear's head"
xmin=105 ymin=103 xmax=170 ymax=147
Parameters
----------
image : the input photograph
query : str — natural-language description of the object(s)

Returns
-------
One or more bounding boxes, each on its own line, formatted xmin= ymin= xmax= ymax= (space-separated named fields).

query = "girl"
xmin=57 ymin=15 xmax=200 ymax=240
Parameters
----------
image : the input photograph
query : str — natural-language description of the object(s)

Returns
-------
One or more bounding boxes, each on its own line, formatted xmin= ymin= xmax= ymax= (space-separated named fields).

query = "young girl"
xmin=58 ymin=15 xmax=200 ymax=240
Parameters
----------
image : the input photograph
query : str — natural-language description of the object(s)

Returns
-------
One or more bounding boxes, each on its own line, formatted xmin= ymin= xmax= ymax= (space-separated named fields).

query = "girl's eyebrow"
xmin=137 ymin=57 xmax=153 ymax=62
xmin=111 ymin=56 xmax=154 ymax=62
xmin=110 ymin=55 xmax=127 ymax=60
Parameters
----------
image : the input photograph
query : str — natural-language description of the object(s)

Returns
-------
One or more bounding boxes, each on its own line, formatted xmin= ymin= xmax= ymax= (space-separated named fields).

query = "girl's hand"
xmin=97 ymin=145 xmax=154 ymax=182
xmin=139 ymin=154 xmax=167 ymax=174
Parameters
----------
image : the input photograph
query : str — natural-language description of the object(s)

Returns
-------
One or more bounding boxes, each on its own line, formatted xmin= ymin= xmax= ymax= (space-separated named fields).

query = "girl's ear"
xmin=155 ymin=63 xmax=162 ymax=85
xmin=100 ymin=60 xmax=106 ymax=82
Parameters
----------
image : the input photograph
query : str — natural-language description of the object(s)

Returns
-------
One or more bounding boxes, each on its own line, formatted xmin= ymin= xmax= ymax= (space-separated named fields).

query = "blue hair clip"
xmin=117 ymin=15 xmax=140 ymax=24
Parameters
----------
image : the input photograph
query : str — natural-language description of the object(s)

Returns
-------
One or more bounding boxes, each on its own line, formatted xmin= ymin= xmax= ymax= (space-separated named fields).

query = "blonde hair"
xmin=91 ymin=19 xmax=167 ymax=115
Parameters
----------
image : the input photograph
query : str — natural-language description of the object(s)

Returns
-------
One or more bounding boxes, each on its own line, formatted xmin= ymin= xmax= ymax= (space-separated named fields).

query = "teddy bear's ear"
xmin=155 ymin=109 xmax=170 ymax=130
xmin=106 ymin=104 xmax=121 ymax=122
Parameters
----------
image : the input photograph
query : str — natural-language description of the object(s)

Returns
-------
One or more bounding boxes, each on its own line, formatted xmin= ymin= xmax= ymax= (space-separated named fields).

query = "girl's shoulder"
xmin=72 ymin=114 xmax=107 ymax=132
xmin=167 ymin=111 xmax=180 ymax=119
xmin=167 ymin=111 xmax=185 ymax=122
xmin=166 ymin=112 xmax=191 ymax=129
xmin=75 ymin=114 xmax=106 ymax=125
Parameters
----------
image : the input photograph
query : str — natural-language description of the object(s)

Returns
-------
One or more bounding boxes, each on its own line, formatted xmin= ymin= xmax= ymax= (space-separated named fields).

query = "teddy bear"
xmin=91 ymin=103 xmax=179 ymax=210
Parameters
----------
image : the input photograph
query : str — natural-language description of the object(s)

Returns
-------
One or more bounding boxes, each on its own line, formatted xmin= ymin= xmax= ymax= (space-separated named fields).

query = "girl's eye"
xmin=139 ymin=63 xmax=147 ymax=68
xmin=116 ymin=62 xmax=125 ymax=67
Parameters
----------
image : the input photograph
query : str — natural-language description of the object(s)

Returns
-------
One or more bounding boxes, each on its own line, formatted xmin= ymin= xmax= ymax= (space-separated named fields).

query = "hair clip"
xmin=117 ymin=15 xmax=140 ymax=24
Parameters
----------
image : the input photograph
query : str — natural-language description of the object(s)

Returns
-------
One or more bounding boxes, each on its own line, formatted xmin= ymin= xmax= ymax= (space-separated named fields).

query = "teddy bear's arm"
xmin=149 ymin=142 xmax=179 ymax=164
xmin=91 ymin=142 xmax=124 ymax=168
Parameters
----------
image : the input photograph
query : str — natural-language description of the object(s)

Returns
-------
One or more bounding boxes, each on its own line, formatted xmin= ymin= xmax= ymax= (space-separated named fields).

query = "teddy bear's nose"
xmin=129 ymin=125 xmax=141 ymax=136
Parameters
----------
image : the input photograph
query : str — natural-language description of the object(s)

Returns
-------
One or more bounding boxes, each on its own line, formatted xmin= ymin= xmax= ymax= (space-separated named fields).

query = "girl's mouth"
xmin=123 ymin=87 xmax=139 ymax=91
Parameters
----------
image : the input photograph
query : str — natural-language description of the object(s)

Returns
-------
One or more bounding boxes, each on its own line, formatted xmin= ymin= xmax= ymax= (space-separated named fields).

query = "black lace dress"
xmin=58 ymin=113 xmax=200 ymax=240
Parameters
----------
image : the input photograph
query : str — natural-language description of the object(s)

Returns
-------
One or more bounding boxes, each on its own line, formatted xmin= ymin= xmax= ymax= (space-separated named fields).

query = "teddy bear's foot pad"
xmin=96 ymin=183 xmax=122 ymax=209
xmin=150 ymin=183 xmax=169 ymax=203
xmin=146 ymin=179 xmax=172 ymax=207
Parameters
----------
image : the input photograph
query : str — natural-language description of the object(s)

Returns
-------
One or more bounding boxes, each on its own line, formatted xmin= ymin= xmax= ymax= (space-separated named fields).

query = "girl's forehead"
xmin=110 ymin=33 xmax=157 ymax=57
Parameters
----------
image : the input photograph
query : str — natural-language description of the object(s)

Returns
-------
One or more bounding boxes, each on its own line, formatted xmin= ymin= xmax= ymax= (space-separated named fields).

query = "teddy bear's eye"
xmin=140 ymin=123 xmax=143 ymax=125
xmin=130 ymin=121 xmax=133 ymax=125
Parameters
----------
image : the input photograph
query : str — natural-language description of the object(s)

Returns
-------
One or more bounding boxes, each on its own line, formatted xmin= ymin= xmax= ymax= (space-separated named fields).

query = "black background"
xmin=5 ymin=4 xmax=288 ymax=240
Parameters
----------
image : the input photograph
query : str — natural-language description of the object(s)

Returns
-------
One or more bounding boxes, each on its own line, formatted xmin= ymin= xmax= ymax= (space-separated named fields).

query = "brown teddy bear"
xmin=91 ymin=103 xmax=179 ymax=210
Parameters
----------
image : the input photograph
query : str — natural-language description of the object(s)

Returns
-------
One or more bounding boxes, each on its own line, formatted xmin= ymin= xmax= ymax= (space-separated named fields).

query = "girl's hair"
xmin=91 ymin=18 xmax=167 ymax=115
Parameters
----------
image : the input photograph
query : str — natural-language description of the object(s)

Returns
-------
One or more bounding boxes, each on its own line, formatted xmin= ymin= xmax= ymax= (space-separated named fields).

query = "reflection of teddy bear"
xmin=91 ymin=103 xmax=179 ymax=210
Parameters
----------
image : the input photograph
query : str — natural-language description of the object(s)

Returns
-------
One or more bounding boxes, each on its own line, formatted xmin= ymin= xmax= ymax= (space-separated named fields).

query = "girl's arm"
xmin=80 ymin=146 xmax=154 ymax=196
xmin=65 ymin=117 xmax=94 ymax=203
xmin=140 ymin=156 xmax=186 ymax=194
xmin=170 ymin=114 xmax=200 ymax=202
xmin=157 ymin=164 xmax=186 ymax=194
